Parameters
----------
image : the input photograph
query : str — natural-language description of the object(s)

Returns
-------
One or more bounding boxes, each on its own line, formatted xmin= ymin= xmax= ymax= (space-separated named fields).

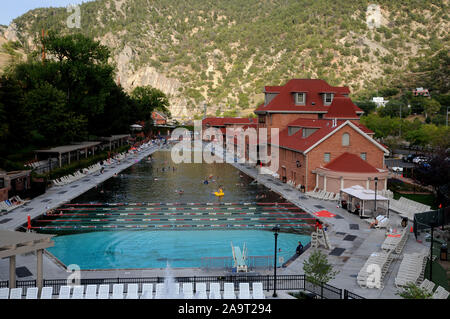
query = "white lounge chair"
xmin=195 ymin=283 xmax=207 ymax=299
xmin=0 ymin=288 xmax=9 ymax=299
xmin=141 ymin=284 xmax=153 ymax=299
xmin=112 ymin=284 xmax=124 ymax=299
xmin=85 ymin=285 xmax=97 ymax=299
xmin=25 ymin=287 xmax=38 ymax=299
xmin=209 ymin=283 xmax=221 ymax=299
xmin=419 ymin=279 xmax=435 ymax=294
xmin=9 ymin=288 xmax=22 ymax=299
xmin=98 ymin=284 xmax=110 ymax=299
xmin=182 ymin=283 xmax=194 ymax=299
xmin=238 ymin=283 xmax=251 ymax=299
xmin=58 ymin=286 xmax=71 ymax=299
xmin=126 ymin=284 xmax=139 ymax=299
xmin=155 ymin=283 xmax=165 ymax=299
xmin=40 ymin=287 xmax=53 ymax=299
xmin=252 ymin=283 xmax=265 ymax=299
xmin=432 ymin=286 xmax=450 ymax=299
xmin=223 ymin=283 xmax=236 ymax=299
xmin=71 ymin=286 xmax=84 ymax=299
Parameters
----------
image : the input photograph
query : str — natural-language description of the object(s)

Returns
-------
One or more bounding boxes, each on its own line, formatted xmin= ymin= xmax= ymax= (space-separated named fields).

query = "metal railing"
xmin=0 ymin=275 xmax=363 ymax=299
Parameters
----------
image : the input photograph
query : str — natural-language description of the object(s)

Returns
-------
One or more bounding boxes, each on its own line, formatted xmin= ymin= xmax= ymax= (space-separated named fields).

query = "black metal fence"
xmin=0 ymin=275 xmax=364 ymax=299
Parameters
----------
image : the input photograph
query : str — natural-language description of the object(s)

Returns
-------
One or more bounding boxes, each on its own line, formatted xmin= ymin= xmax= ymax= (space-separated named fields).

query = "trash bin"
xmin=401 ymin=217 xmax=408 ymax=228
xmin=440 ymin=244 xmax=448 ymax=261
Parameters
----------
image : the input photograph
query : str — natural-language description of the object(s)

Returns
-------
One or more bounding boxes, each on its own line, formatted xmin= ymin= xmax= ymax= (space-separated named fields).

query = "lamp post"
xmin=374 ymin=177 xmax=378 ymax=215
xmin=272 ymin=225 xmax=280 ymax=298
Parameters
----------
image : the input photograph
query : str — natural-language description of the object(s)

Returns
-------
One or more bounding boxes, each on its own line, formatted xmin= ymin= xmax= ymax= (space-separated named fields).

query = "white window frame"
xmin=324 ymin=93 xmax=334 ymax=105
xmin=324 ymin=153 xmax=331 ymax=162
xmin=361 ymin=152 xmax=367 ymax=161
xmin=295 ymin=93 xmax=305 ymax=105
xmin=342 ymin=133 xmax=350 ymax=146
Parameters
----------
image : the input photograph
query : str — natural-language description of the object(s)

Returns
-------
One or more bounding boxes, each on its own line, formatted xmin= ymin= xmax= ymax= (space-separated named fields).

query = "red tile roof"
xmin=202 ymin=117 xmax=256 ymax=127
xmin=324 ymin=97 xmax=360 ymax=119
xmin=270 ymin=119 xmax=374 ymax=153
xmin=255 ymin=79 xmax=350 ymax=113
xmin=324 ymin=152 xmax=379 ymax=173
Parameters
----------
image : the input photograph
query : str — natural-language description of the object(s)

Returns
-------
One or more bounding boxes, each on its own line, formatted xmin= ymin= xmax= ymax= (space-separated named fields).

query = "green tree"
xmin=303 ymin=249 xmax=339 ymax=285
xmin=397 ymin=282 xmax=433 ymax=299
xmin=354 ymin=101 xmax=377 ymax=115
xmin=422 ymin=98 xmax=441 ymax=118
xmin=131 ymin=86 xmax=171 ymax=121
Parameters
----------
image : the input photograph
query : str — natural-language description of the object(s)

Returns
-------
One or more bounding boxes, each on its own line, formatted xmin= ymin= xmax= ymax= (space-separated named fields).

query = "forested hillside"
xmin=3 ymin=0 xmax=449 ymax=118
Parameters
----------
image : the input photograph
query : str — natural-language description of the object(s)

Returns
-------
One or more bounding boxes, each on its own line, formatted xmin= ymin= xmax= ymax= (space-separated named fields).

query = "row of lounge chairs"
xmin=357 ymin=250 xmax=394 ymax=289
xmin=389 ymin=197 xmax=431 ymax=221
xmin=364 ymin=215 xmax=390 ymax=229
xmin=395 ymin=250 xmax=429 ymax=288
xmin=381 ymin=227 xmax=409 ymax=254
xmin=52 ymin=165 xmax=100 ymax=186
xmin=0 ymin=282 xmax=265 ymax=299
xmin=306 ymin=188 xmax=340 ymax=201
xmin=0 ymin=196 xmax=29 ymax=213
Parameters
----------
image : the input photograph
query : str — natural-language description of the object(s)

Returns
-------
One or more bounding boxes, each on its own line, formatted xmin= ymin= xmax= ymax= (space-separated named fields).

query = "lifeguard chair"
xmin=231 ymin=242 xmax=248 ymax=272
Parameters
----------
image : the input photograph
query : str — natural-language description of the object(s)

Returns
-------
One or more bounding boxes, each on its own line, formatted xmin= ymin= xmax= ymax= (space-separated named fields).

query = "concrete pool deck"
xmin=0 ymin=145 xmax=431 ymax=299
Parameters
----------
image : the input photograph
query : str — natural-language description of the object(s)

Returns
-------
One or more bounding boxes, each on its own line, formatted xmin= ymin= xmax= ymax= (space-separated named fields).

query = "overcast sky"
xmin=1 ymin=0 xmax=95 ymax=26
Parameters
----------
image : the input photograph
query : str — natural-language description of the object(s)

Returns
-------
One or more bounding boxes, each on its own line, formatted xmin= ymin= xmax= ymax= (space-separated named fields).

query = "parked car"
xmin=391 ymin=167 xmax=403 ymax=173
xmin=405 ymin=154 xmax=417 ymax=163
xmin=413 ymin=156 xmax=429 ymax=164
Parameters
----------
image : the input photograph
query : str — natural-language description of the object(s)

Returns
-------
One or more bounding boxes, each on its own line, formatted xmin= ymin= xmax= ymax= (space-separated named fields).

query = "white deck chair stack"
xmin=395 ymin=251 xmax=428 ymax=287
xmin=154 ymin=283 xmax=165 ymax=299
xmin=252 ymin=283 xmax=265 ymax=299
xmin=9 ymin=288 xmax=22 ymax=299
xmin=223 ymin=283 xmax=236 ymax=299
xmin=195 ymin=283 xmax=207 ymax=299
xmin=357 ymin=251 xmax=394 ymax=289
xmin=126 ymin=284 xmax=139 ymax=299
xmin=381 ymin=228 xmax=409 ymax=254
xmin=141 ymin=284 xmax=153 ymax=299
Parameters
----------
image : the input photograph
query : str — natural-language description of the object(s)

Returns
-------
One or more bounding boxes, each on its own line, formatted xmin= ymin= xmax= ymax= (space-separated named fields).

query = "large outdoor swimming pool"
xmin=41 ymin=149 xmax=312 ymax=270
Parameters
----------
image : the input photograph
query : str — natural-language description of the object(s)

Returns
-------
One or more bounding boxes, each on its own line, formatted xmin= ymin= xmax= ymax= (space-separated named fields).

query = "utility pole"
xmin=446 ymin=106 xmax=449 ymax=127
xmin=399 ymin=104 xmax=402 ymax=137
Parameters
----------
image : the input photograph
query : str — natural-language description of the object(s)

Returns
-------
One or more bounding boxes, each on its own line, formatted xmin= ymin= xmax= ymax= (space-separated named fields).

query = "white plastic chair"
xmin=0 ymin=288 xmax=9 ymax=299
xmin=252 ymin=283 xmax=265 ymax=299
xmin=58 ymin=286 xmax=71 ymax=299
xmin=223 ymin=283 xmax=236 ymax=299
xmin=141 ymin=283 xmax=153 ymax=299
xmin=182 ymin=283 xmax=194 ymax=299
xmin=209 ymin=283 xmax=221 ymax=299
xmin=85 ymin=285 xmax=97 ymax=299
xmin=126 ymin=284 xmax=139 ymax=299
xmin=9 ymin=288 xmax=22 ymax=299
xmin=40 ymin=287 xmax=53 ymax=299
xmin=238 ymin=283 xmax=251 ymax=299
xmin=25 ymin=287 xmax=38 ymax=299
xmin=98 ymin=284 xmax=110 ymax=299
xmin=195 ymin=283 xmax=207 ymax=299
xmin=71 ymin=286 xmax=84 ymax=299
xmin=154 ymin=283 xmax=165 ymax=299
xmin=112 ymin=284 xmax=124 ymax=299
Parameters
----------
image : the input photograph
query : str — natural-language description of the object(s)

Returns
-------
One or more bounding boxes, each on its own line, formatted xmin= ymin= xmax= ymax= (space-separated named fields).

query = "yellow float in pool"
xmin=214 ymin=189 xmax=225 ymax=197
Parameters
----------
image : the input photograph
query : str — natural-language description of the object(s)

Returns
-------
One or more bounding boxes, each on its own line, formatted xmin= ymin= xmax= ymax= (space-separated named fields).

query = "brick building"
xmin=254 ymin=79 xmax=389 ymax=193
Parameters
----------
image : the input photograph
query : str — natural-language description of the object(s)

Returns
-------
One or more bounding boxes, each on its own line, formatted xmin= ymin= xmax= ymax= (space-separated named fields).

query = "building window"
xmin=295 ymin=93 xmax=305 ymax=105
xmin=324 ymin=153 xmax=330 ymax=162
xmin=361 ymin=153 xmax=367 ymax=161
xmin=258 ymin=115 xmax=265 ymax=124
xmin=342 ymin=133 xmax=350 ymax=146
xmin=323 ymin=93 xmax=334 ymax=105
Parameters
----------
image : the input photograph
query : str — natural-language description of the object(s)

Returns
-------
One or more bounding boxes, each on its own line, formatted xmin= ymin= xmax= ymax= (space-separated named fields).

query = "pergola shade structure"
xmin=35 ymin=142 xmax=101 ymax=168
xmin=0 ymin=230 xmax=54 ymax=292
xmin=100 ymin=134 xmax=130 ymax=151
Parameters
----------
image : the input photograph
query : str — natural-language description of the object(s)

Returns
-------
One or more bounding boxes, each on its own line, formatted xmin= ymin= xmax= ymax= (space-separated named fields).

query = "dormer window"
xmin=323 ymin=93 xmax=334 ymax=106
xmin=295 ymin=93 xmax=306 ymax=105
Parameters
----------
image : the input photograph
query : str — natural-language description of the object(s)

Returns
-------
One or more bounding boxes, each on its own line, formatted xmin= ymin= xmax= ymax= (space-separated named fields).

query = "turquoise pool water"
xmin=48 ymin=230 xmax=310 ymax=269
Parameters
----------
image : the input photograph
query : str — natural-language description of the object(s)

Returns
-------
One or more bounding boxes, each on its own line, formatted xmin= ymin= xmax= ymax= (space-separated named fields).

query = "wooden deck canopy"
xmin=35 ymin=141 xmax=101 ymax=167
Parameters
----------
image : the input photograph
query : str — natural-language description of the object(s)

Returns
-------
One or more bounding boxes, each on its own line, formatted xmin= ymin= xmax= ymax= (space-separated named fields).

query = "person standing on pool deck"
xmin=296 ymin=241 xmax=304 ymax=255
